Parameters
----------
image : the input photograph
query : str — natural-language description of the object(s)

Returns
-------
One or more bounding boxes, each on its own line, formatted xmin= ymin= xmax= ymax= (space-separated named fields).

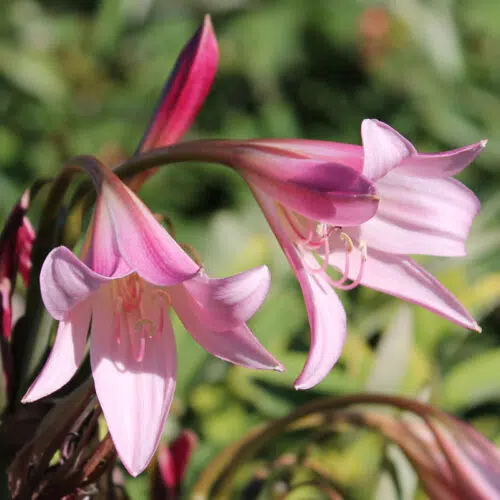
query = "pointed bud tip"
xmin=480 ymin=139 xmax=488 ymax=148
xmin=203 ymin=14 xmax=213 ymax=28
xmin=293 ymin=383 xmax=309 ymax=391
xmin=201 ymin=14 xmax=216 ymax=44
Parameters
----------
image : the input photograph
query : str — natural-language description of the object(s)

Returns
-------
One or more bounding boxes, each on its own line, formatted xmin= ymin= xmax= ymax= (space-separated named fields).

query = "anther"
xmin=332 ymin=240 xmax=367 ymax=291
xmin=114 ymin=297 xmax=123 ymax=345
xmin=135 ymin=319 xmax=154 ymax=339
xmin=154 ymin=290 xmax=172 ymax=308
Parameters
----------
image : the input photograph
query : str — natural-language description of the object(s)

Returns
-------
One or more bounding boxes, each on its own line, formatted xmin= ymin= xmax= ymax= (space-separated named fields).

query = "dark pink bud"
xmin=158 ymin=430 xmax=198 ymax=491
xmin=0 ymin=190 xmax=34 ymax=341
xmin=137 ymin=15 xmax=218 ymax=153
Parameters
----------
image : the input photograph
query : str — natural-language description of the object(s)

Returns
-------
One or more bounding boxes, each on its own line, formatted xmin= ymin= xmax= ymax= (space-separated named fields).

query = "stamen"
xmin=339 ymin=231 xmax=354 ymax=252
xmin=131 ymin=319 xmax=153 ymax=362
xmin=304 ymin=228 xmax=331 ymax=276
xmin=153 ymin=290 xmax=171 ymax=337
xmin=135 ymin=319 xmax=154 ymax=339
xmin=114 ymin=312 xmax=121 ymax=345
xmin=154 ymin=289 xmax=172 ymax=308
xmin=158 ymin=305 xmax=164 ymax=336
xmin=282 ymin=208 xmax=326 ymax=248
xmin=114 ymin=297 xmax=123 ymax=345
xmin=333 ymin=241 xmax=367 ymax=291
xmin=301 ymin=223 xmax=367 ymax=292
xmin=304 ymin=227 xmax=351 ymax=285
xmin=119 ymin=274 xmax=144 ymax=311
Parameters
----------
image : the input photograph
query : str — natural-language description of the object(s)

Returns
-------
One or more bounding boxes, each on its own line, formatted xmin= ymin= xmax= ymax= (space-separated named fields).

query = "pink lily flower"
xmin=397 ymin=415 xmax=500 ymax=499
xmin=208 ymin=120 xmax=484 ymax=389
xmin=22 ymin=16 xmax=240 ymax=477
xmin=113 ymin=14 xmax=380 ymax=395
xmin=22 ymin=161 xmax=281 ymax=476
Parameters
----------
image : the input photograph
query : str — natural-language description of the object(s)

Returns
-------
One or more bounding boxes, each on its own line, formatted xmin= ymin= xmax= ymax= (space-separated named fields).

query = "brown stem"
xmin=192 ymin=393 xmax=452 ymax=498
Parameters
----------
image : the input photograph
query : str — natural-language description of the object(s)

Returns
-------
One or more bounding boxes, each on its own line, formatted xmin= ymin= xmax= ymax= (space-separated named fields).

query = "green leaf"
xmin=365 ymin=306 xmax=413 ymax=394
xmin=441 ymin=348 xmax=500 ymax=411
xmin=0 ymin=46 xmax=68 ymax=106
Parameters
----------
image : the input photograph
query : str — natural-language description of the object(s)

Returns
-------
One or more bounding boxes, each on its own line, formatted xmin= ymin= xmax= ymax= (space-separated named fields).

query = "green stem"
xmin=113 ymin=140 xmax=241 ymax=179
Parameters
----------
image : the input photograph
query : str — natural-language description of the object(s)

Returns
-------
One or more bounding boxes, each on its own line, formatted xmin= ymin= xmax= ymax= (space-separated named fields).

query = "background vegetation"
xmin=2 ymin=0 xmax=500 ymax=497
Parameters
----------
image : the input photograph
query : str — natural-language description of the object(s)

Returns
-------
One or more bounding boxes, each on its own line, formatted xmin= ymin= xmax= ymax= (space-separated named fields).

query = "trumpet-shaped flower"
xmin=123 ymin=25 xmax=381 ymax=393
xmin=22 ymin=18 xmax=247 ymax=477
xmin=393 ymin=415 xmax=500 ymax=499
xmin=22 ymin=162 xmax=281 ymax=476
xmin=343 ymin=400 xmax=500 ymax=499
xmin=193 ymin=120 xmax=484 ymax=389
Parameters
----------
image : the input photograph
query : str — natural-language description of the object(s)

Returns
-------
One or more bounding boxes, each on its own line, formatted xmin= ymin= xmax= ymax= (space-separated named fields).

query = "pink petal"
xmin=22 ymin=300 xmax=91 ymax=402
xmin=81 ymin=195 xmax=131 ymax=278
xmin=169 ymin=430 xmax=197 ymax=484
xmin=327 ymin=244 xmax=479 ymax=331
xmin=17 ymin=216 xmax=35 ymax=286
xmin=399 ymin=140 xmax=487 ymax=178
xmin=99 ymin=170 xmax=199 ymax=286
xmin=137 ymin=15 xmax=218 ymax=152
xmin=244 ymin=171 xmax=378 ymax=227
xmin=90 ymin=286 xmax=177 ymax=477
xmin=0 ymin=278 xmax=12 ymax=340
xmin=0 ymin=189 xmax=36 ymax=334
xmin=40 ymin=247 xmax=112 ymax=321
xmin=455 ymin=425 xmax=500 ymax=493
xmin=361 ymin=119 xmax=416 ymax=181
xmin=292 ymin=250 xmax=347 ymax=390
xmin=431 ymin=424 xmax=500 ymax=500
xmin=170 ymin=284 xmax=282 ymax=371
xmin=247 ymin=139 xmax=364 ymax=172
xmin=233 ymin=146 xmax=369 ymax=190
xmin=251 ymin=187 xmax=347 ymax=389
xmin=354 ymin=173 xmax=480 ymax=256
xmin=181 ymin=266 xmax=270 ymax=331
xmin=159 ymin=430 xmax=198 ymax=489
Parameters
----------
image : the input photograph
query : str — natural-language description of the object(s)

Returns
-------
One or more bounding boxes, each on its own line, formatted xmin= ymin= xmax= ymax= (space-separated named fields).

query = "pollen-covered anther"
xmin=333 ymin=239 xmax=367 ymax=291
xmin=134 ymin=318 xmax=155 ymax=339
xmin=339 ymin=230 xmax=354 ymax=252
xmin=302 ymin=224 xmax=367 ymax=291
xmin=154 ymin=289 xmax=172 ymax=308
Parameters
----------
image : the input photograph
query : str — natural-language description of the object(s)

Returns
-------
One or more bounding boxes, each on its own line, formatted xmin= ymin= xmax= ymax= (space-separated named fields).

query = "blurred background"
xmin=2 ymin=0 xmax=500 ymax=497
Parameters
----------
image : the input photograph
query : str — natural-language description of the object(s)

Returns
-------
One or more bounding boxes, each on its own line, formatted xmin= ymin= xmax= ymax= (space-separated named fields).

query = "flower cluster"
xmin=18 ymin=15 xmax=486 ymax=478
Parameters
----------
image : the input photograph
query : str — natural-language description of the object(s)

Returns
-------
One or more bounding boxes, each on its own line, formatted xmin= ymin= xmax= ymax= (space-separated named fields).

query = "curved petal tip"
xmin=361 ymin=119 xmax=416 ymax=181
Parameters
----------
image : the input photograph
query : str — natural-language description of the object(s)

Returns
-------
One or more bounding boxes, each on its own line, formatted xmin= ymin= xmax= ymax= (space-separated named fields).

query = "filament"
xmin=110 ymin=274 xmax=173 ymax=361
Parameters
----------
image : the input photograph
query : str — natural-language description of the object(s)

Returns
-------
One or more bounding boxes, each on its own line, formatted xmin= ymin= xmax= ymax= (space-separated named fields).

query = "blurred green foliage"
xmin=3 ymin=0 xmax=500 ymax=497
